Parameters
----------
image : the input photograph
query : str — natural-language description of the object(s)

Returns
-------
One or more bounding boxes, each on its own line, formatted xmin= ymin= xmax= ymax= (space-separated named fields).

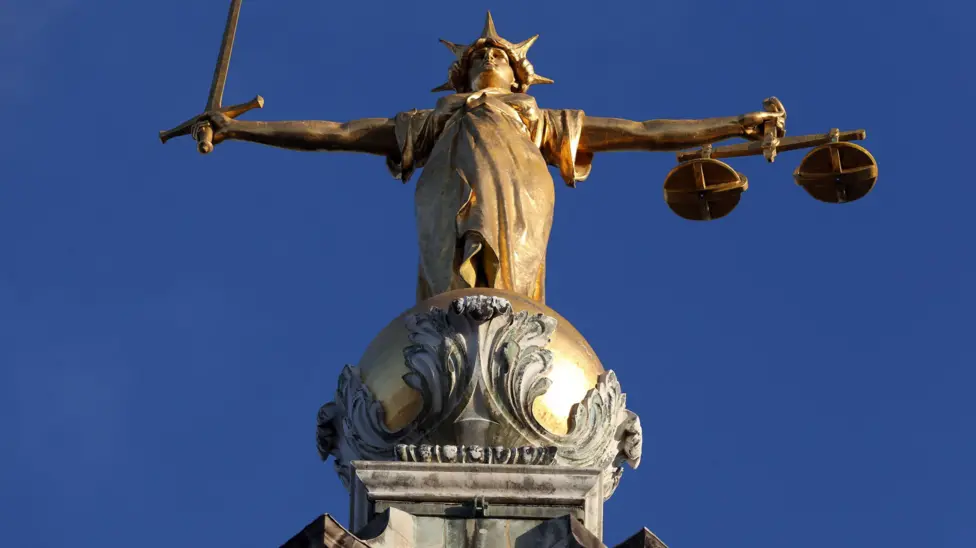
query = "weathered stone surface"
xmin=350 ymin=461 xmax=605 ymax=540
xmin=354 ymin=462 xmax=600 ymax=504
xmin=358 ymin=508 xmax=606 ymax=548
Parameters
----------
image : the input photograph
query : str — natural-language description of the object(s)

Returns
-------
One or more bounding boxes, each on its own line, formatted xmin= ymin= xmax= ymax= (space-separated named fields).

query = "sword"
xmin=159 ymin=0 xmax=263 ymax=154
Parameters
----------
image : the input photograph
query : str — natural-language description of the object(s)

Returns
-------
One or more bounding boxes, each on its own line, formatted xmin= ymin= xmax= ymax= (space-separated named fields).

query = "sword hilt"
xmin=761 ymin=97 xmax=785 ymax=163
xmin=158 ymin=95 xmax=264 ymax=153
xmin=195 ymin=124 xmax=215 ymax=154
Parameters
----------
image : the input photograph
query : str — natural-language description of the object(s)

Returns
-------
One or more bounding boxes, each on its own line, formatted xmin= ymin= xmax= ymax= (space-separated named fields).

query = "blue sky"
xmin=1 ymin=0 xmax=973 ymax=546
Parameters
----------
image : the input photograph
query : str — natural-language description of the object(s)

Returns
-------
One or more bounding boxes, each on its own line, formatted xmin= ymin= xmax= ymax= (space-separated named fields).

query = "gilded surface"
xmin=390 ymin=92 xmax=588 ymax=303
xmin=163 ymin=12 xmax=786 ymax=304
xmin=356 ymin=288 xmax=604 ymax=434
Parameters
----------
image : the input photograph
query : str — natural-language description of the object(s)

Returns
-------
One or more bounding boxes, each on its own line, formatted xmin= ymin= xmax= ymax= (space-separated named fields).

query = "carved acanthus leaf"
xmin=480 ymin=310 xmax=638 ymax=499
xmin=402 ymin=307 xmax=471 ymax=432
xmin=316 ymin=365 xmax=403 ymax=488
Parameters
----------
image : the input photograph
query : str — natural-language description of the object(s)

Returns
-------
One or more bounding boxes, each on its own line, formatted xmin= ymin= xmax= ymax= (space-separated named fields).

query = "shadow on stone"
xmin=612 ymin=527 xmax=669 ymax=548
xmin=514 ymin=515 xmax=605 ymax=548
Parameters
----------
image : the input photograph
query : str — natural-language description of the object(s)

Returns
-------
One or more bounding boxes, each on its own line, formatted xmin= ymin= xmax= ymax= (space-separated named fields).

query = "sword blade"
xmin=205 ymin=0 xmax=244 ymax=111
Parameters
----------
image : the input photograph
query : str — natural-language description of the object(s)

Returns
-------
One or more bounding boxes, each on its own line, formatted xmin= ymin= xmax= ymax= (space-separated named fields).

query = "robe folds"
xmin=386 ymin=90 xmax=593 ymax=304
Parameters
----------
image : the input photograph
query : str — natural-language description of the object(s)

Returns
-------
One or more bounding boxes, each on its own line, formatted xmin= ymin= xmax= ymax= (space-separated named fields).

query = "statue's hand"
xmin=192 ymin=111 xmax=236 ymax=146
xmin=739 ymin=109 xmax=786 ymax=141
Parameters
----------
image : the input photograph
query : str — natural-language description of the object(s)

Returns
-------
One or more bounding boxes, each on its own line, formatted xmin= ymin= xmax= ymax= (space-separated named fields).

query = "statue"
xmin=161 ymin=10 xmax=876 ymax=306
xmin=159 ymin=7 xmax=879 ymax=543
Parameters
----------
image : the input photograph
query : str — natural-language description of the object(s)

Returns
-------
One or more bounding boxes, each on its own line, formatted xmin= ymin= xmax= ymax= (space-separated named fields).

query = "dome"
xmin=356 ymin=288 xmax=605 ymax=436
xmin=316 ymin=288 xmax=642 ymax=497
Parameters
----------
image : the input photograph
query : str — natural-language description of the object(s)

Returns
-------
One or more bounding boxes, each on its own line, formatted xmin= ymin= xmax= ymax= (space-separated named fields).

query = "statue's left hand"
xmin=739 ymin=108 xmax=786 ymax=141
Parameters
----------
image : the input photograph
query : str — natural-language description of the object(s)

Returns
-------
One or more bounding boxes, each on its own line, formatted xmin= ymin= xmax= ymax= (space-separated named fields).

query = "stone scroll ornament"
xmin=316 ymin=295 xmax=642 ymax=497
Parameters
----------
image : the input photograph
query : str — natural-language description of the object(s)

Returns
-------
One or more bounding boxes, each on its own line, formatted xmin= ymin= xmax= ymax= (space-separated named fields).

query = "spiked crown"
xmin=433 ymin=12 xmax=554 ymax=93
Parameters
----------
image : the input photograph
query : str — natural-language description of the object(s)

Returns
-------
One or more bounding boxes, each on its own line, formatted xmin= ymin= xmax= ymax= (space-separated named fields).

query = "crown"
xmin=432 ymin=12 xmax=554 ymax=93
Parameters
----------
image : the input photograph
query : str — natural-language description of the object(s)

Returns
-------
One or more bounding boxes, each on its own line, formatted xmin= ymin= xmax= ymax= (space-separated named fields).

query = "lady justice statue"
xmin=160 ymin=12 xmax=879 ymax=540
xmin=166 ymin=12 xmax=785 ymax=305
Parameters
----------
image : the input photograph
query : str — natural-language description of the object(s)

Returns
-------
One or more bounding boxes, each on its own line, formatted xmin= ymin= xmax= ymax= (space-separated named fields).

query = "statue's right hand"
xmin=203 ymin=111 xmax=234 ymax=134
xmin=191 ymin=111 xmax=235 ymax=152
xmin=196 ymin=111 xmax=234 ymax=139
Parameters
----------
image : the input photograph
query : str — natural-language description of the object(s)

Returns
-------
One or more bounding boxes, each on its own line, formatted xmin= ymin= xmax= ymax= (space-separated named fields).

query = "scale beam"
xmin=678 ymin=129 xmax=867 ymax=162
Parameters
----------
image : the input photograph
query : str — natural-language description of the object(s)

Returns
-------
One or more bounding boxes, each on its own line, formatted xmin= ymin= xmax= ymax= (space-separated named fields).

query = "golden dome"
xmin=356 ymin=288 xmax=604 ymax=436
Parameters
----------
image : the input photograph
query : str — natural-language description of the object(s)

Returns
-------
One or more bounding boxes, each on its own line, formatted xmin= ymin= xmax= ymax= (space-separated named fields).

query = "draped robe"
xmin=386 ymin=89 xmax=593 ymax=304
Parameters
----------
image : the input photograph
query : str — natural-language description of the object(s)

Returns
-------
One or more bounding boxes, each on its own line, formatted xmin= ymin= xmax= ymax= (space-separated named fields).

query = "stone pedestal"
xmin=350 ymin=461 xmax=605 ymax=540
xmin=284 ymin=290 xmax=665 ymax=547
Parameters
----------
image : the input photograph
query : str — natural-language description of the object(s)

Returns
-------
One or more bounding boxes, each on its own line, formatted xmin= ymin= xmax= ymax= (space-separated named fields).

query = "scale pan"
xmin=663 ymin=158 xmax=748 ymax=221
xmin=794 ymin=142 xmax=878 ymax=204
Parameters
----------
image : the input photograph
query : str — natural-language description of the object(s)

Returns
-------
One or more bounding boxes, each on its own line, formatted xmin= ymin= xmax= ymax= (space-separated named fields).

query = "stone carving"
xmin=395 ymin=444 xmax=558 ymax=465
xmin=451 ymin=294 xmax=512 ymax=321
xmin=316 ymin=295 xmax=642 ymax=496
xmin=316 ymin=366 xmax=402 ymax=487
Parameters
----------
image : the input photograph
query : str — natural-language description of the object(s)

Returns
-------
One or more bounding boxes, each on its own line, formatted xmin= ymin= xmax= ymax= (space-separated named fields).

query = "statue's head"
xmin=433 ymin=12 xmax=554 ymax=94
xmin=467 ymin=45 xmax=516 ymax=92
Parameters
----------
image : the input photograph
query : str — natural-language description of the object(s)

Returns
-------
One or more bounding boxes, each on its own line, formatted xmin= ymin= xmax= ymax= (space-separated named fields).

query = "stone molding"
xmin=394 ymin=444 xmax=557 ymax=465
xmin=349 ymin=461 xmax=605 ymax=539
xmin=352 ymin=461 xmax=603 ymax=504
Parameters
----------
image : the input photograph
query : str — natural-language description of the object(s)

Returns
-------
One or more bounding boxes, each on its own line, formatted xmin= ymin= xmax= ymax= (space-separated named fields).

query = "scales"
xmin=665 ymin=98 xmax=879 ymax=221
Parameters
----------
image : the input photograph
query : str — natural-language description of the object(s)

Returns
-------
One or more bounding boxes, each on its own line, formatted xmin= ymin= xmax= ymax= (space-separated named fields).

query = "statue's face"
xmin=468 ymin=47 xmax=515 ymax=92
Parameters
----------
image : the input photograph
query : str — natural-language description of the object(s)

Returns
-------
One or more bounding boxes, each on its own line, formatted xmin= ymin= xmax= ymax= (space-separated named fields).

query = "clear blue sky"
xmin=1 ymin=1 xmax=973 ymax=546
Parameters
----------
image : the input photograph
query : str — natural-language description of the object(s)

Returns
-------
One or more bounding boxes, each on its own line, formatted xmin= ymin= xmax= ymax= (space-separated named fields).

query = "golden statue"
xmin=162 ymin=11 xmax=879 ymax=306
xmin=159 ymin=6 xmax=880 ymax=518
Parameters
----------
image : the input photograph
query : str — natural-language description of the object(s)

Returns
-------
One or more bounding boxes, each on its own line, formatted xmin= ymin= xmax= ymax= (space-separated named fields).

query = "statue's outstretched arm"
xmin=580 ymin=110 xmax=785 ymax=153
xmin=207 ymin=112 xmax=398 ymax=156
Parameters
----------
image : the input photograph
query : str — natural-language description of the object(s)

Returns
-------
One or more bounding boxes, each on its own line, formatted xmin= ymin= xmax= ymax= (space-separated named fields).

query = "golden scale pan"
xmin=664 ymin=98 xmax=879 ymax=221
